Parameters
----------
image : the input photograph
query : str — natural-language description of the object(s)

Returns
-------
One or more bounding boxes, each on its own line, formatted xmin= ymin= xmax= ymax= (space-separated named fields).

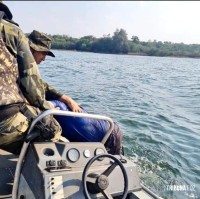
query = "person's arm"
xmin=43 ymin=82 xmax=63 ymax=100
xmin=17 ymin=29 xmax=53 ymax=110
xmin=44 ymin=81 xmax=82 ymax=113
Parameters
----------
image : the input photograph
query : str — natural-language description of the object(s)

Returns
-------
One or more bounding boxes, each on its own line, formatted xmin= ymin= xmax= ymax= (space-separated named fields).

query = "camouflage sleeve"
xmin=43 ymin=81 xmax=63 ymax=101
xmin=17 ymin=29 xmax=53 ymax=110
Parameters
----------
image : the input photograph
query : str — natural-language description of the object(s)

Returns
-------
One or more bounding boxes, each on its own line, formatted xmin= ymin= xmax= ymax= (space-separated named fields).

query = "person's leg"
xmin=0 ymin=105 xmax=62 ymax=155
xmin=0 ymin=112 xmax=29 ymax=154
xmin=105 ymin=122 xmax=123 ymax=155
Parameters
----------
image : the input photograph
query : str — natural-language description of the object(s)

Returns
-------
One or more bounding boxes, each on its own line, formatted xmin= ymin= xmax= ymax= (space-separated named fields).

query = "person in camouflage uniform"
xmin=0 ymin=1 xmax=62 ymax=155
xmin=28 ymin=30 xmax=83 ymax=113
xmin=28 ymin=30 xmax=123 ymax=155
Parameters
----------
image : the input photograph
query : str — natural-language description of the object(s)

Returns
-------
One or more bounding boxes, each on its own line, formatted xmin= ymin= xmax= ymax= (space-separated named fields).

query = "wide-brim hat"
xmin=0 ymin=1 xmax=13 ymax=20
xmin=28 ymin=30 xmax=55 ymax=57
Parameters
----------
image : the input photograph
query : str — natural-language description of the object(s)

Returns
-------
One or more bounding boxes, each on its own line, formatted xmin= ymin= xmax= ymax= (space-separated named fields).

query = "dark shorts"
xmin=105 ymin=123 xmax=123 ymax=155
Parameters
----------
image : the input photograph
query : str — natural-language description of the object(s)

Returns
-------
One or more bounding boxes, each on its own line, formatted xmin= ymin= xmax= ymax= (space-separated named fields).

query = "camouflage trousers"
xmin=0 ymin=105 xmax=61 ymax=155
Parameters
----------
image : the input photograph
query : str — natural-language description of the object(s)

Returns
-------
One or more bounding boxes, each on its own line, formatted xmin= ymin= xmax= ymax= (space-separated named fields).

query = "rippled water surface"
xmin=41 ymin=50 xmax=200 ymax=199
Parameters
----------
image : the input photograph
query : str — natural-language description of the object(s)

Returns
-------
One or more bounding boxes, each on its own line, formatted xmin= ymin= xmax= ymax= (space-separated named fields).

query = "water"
xmin=40 ymin=50 xmax=200 ymax=199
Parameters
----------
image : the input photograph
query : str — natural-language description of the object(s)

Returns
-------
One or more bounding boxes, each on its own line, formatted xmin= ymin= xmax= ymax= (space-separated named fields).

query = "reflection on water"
xmin=41 ymin=51 xmax=200 ymax=199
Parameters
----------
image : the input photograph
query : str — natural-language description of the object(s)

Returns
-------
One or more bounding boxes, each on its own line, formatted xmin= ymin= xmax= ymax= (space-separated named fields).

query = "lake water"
xmin=40 ymin=50 xmax=200 ymax=199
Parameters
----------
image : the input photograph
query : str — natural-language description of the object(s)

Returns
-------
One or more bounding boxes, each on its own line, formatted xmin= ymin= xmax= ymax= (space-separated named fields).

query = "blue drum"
xmin=51 ymin=100 xmax=109 ymax=142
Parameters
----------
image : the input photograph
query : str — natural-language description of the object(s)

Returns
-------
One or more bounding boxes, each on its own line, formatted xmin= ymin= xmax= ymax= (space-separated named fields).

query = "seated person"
xmin=0 ymin=3 xmax=61 ymax=155
xmin=28 ymin=30 xmax=123 ymax=155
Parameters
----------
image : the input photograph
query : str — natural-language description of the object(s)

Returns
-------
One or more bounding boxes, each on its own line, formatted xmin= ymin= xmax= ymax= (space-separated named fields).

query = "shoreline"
xmin=51 ymin=49 xmax=200 ymax=59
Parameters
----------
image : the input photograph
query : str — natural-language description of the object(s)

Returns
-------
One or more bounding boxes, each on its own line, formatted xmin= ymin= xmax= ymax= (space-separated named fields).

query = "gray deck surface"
xmin=0 ymin=149 xmax=18 ymax=198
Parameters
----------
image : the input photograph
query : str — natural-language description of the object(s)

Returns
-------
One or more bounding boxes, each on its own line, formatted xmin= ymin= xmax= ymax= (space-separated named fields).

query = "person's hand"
xmin=59 ymin=95 xmax=83 ymax=113
xmin=52 ymin=107 xmax=60 ymax=110
xmin=68 ymin=100 xmax=82 ymax=112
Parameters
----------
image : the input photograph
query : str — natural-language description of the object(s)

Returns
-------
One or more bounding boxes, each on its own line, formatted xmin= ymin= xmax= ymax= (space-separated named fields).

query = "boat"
xmin=0 ymin=110 xmax=163 ymax=199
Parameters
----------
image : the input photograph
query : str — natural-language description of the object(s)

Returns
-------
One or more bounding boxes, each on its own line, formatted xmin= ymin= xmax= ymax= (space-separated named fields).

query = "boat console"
xmin=17 ymin=142 xmax=141 ymax=199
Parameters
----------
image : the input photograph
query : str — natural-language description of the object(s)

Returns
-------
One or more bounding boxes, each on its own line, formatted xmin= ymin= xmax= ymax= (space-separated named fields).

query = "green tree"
xmin=75 ymin=35 xmax=97 ymax=51
xmin=92 ymin=37 xmax=113 ymax=53
xmin=112 ymin=28 xmax=128 ymax=54
xmin=131 ymin=35 xmax=140 ymax=44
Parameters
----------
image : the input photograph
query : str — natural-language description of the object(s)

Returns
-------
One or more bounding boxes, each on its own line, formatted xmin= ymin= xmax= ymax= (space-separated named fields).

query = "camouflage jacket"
xmin=43 ymin=81 xmax=63 ymax=101
xmin=0 ymin=18 xmax=53 ymax=110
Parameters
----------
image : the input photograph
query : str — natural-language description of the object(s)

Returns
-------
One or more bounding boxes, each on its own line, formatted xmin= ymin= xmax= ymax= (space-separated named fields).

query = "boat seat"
xmin=0 ymin=149 xmax=18 ymax=199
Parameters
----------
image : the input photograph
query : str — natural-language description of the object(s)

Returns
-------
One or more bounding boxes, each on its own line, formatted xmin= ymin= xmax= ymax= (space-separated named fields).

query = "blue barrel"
xmin=51 ymin=100 xmax=109 ymax=142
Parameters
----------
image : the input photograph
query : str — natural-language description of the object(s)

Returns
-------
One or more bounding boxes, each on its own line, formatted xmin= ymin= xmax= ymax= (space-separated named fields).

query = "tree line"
xmin=43 ymin=28 xmax=200 ymax=58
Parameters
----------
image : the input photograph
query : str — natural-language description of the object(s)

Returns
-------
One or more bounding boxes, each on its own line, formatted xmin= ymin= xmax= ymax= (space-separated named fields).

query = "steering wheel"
xmin=82 ymin=154 xmax=129 ymax=199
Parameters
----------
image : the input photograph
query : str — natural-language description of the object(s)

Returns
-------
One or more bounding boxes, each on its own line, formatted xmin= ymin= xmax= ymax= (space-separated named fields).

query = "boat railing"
xmin=26 ymin=109 xmax=114 ymax=144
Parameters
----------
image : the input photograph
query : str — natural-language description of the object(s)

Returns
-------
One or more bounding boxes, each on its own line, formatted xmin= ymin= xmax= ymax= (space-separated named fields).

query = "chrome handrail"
xmin=27 ymin=110 xmax=114 ymax=144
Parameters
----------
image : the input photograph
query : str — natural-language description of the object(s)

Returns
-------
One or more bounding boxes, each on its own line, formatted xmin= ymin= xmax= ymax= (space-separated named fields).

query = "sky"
xmin=4 ymin=1 xmax=200 ymax=44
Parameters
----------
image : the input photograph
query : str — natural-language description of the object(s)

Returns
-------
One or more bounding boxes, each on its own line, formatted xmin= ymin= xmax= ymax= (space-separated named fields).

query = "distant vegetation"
xmin=45 ymin=28 xmax=200 ymax=58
